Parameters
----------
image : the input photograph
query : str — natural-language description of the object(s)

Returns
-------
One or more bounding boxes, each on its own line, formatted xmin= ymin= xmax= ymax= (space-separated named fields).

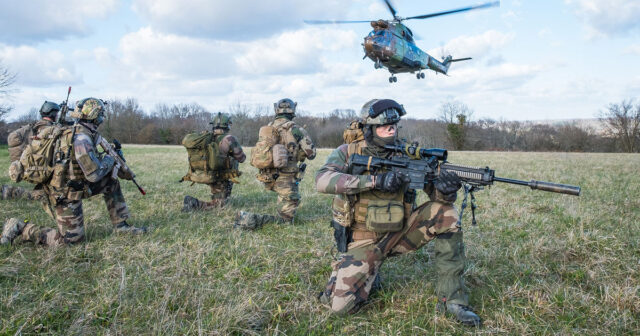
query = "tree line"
xmin=1 ymin=96 xmax=639 ymax=153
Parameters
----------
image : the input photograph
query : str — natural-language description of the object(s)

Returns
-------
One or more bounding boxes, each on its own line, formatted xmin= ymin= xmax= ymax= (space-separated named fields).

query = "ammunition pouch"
xmin=365 ymin=198 xmax=405 ymax=233
xmin=331 ymin=220 xmax=352 ymax=253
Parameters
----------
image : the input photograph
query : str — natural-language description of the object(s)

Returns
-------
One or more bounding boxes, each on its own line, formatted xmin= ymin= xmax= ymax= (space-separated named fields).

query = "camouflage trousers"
xmin=22 ymin=178 xmax=130 ymax=246
xmin=322 ymin=201 xmax=468 ymax=314
xmin=262 ymin=172 xmax=300 ymax=221
xmin=210 ymin=180 xmax=233 ymax=201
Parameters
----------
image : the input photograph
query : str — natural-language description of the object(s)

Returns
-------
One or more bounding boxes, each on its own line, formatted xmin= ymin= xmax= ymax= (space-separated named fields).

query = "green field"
xmin=1 ymin=145 xmax=639 ymax=335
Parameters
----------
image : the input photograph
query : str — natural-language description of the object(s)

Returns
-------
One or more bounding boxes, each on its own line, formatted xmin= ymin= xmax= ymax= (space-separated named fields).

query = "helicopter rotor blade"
xmin=382 ymin=0 xmax=398 ymax=18
xmin=304 ymin=19 xmax=372 ymax=25
xmin=403 ymin=1 xmax=499 ymax=21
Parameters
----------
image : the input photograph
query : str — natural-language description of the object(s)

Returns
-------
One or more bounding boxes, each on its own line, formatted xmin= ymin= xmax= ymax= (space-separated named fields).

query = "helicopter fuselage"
xmin=363 ymin=20 xmax=450 ymax=75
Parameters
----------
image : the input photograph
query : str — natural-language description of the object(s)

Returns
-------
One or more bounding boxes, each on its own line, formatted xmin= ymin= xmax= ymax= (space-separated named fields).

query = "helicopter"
xmin=305 ymin=1 xmax=500 ymax=83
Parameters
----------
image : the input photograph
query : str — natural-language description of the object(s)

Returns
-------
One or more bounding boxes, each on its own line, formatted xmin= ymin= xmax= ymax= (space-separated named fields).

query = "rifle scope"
xmin=385 ymin=144 xmax=448 ymax=161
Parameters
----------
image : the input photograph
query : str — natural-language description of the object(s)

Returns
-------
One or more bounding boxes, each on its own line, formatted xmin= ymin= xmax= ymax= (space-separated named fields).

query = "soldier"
xmin=234 ymin=98 xmax=316 ymax=229
xmin=182 ymin=112 xmax=246 ymax=211
xmin=2 ymin=101 xmax=61 ymax=201
xmin=1 ymin=98 xmax=147 ymax=246
xmin=315 ymin=99 xmax=481 ymax=327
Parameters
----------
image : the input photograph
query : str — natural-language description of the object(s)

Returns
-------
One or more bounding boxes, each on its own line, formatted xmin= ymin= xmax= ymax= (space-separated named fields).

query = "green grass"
xmin=1 ymin=144 xmax=639 ymax=335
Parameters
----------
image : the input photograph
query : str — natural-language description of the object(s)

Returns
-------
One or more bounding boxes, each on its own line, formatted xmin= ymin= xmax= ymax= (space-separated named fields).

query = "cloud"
xmin=625 ymin=44 xmax=640 ymax=55
xmin=0 ymin=0 xmax=118 ymax=44
xmin=117 ymin=27 xmax=238 ymax=81
xmin=0 ymin=44 xmax=83 ymax=86
xmin=565 ymin=0 xmax=640 ymax=38
xmin=236 ymin=28 xmax=357 ymax=75
xmin=427 ymin=30 xmax=515 ymax=60
xmin=131 ymin=0 xmax=345 ymax=40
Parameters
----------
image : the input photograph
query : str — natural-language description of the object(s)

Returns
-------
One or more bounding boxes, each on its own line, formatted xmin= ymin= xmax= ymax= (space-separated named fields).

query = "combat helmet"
xmin=39 ymin=101 xmax=61 ymax=119
xmin=210 ymin=112 xmax=232 ymax=129
xmin=360 ymin=99 xmax=406 ymax=125
xmin=274 ymin=98 xmax=297 ymax=116
xmin=70 ymin=98 xmax=106 ymax=124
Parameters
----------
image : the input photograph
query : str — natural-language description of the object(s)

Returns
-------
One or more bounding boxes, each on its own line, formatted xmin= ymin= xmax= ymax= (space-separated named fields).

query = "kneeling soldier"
xmin=315 ymin=99 xmax=481 ymax=327
xmin=1 ymin=98 xmax=146 ymax=246
xmin=181 ymin=112 xmax=246 ymax=211
xmin=234 ymin=98 xmax=316 ymax=229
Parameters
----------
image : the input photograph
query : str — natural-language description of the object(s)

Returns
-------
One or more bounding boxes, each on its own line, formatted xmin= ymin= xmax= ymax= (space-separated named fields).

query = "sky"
xmin=0 ymin=0 xmax=639 ymax=121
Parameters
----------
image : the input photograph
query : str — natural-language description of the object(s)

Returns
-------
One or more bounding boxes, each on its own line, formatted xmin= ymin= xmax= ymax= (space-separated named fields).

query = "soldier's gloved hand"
xmin=374 ymin=171 xmax=408 ymax=193
xmin=435 ymin=170 xmax=462 ymax=195
xmin=117 ymin=168 xmax=134 ymax=180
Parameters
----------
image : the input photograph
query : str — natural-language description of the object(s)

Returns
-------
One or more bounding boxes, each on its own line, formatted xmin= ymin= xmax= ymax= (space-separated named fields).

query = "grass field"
xmin=1 ymin=144 xmax=639 ymax=335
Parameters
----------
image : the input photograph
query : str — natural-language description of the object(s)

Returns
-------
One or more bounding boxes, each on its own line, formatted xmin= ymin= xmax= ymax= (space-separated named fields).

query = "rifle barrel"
xmin=494 ymin=176 xmax=581 ymax=196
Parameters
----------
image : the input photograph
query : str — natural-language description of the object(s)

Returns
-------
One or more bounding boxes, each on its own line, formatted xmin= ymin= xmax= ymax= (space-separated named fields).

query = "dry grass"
xmin=1 ymin=145 xmax=638 ymax=335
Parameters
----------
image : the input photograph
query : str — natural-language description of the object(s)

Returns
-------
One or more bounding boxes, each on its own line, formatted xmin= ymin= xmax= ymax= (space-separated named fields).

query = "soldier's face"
xmin=375 ymin=124 xmax=397 ymax=137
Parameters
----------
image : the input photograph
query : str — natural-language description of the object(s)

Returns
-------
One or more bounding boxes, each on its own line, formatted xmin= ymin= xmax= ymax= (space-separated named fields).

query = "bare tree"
xmin=438 ymin=99 xmax=473 ymax=150
xmin=0 ymin=61 xmax=17 ymax=121
xmin=600 ymin=99 xmax=640 ymax=153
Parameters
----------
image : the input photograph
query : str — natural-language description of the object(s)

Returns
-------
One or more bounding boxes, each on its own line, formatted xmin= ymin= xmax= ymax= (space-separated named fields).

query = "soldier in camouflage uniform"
xmin=2 ymin=101 xmax=61 ymax=202
xmin=234 ymin=98 xmax=316 ymax=229
xmin=315 ymin=99 xmax=482 ymax=327
xmin=182 ymin=112 xmax=246 ymax=211
xmin=1 ymin=98 xmax=146 ymax=247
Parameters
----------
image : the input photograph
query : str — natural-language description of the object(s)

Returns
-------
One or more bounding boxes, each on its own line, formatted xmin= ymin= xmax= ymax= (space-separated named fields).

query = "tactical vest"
xmin=332 ymin=140 xmax=414 ymax=241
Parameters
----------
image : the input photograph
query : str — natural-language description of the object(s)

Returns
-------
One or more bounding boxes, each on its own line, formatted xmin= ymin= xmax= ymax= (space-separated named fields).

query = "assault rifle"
xmin=56 ymin=86 xmax=74 ymax=125
xmin=97 ymin=136 xmax=146 ymax=195
xmin=348 ymin=142 xmax=581 ymax=224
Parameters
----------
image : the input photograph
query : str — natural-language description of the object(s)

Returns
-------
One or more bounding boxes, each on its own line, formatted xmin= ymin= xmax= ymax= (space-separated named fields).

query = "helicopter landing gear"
xmin=374 ymin=59 xmax=382 ymax=69
xmin=416 ymin=72 xmax=425 ymax=79
xmin=388 ymin=75 xmax=397 ymax=83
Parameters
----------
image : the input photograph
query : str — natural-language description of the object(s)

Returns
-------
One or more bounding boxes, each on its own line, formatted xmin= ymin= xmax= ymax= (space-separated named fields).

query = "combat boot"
xmin=1 ymin=218 xmax=28 ymax=245
xmin=115 ymin=221 xmax=148 ymax=235
xmin=1 ymin=185 xmax=12 ymax=200
xmin=438 ymin=302 xmax=482 ymax=327
xmin=233 ymin=211 xmax=278 ymax=230
xmin=182 ymin=195 xmax=204 ymax=212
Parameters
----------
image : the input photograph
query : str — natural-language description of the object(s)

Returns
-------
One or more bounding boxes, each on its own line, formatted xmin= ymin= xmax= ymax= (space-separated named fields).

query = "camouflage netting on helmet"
xmin=70 ymin=98 xmax=105 ymax=120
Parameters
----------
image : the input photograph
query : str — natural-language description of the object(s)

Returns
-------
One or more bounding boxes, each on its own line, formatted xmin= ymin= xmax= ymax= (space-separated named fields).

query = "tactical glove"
xmin=374 ymin=171 xmax=408 ymax=193
xmin=434 ymin=170 xmax=462 ymax=195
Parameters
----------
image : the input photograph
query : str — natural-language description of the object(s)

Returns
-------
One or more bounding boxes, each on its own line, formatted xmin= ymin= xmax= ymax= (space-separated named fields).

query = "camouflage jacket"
xmin=72 ymin=122 xmax=115 ymax=183
xmin=270 ymin=117 xmax=316 ymax=171
xmin=315 ymin=140 xmax=456 ymax=203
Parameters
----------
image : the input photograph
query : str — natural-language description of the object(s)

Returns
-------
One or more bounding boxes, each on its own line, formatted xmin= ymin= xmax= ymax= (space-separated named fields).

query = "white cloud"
xmin=236 ymin=28 xmax=357 ymax=75
xmin=0 ymin=0 xmax=118 ymax=44
xmin=625 ymin=44 xmax=640 ymax=55
xmin=566 ymin=0 xmax=640 ymax=38
xmin=0 ymin=44 xmax=83 ymax=86
xmin=117 ymin=27 xmax=238 ymax=81
xmin=427 ymin=30 xmax=515 ymax=60
xmin=131 ymin=0 xmax=345 ymax=40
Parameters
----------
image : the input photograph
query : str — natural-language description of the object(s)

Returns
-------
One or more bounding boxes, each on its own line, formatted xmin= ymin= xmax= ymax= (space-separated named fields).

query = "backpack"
xmin=181 ymin=131 xmax=226 ymax=184
xmin=10 ymin=125 xmax=66 ymax=184
xmin=250 ymin=125 xmax=288 ymax=169
xmin=7 ymin=123 xmax=34 ymax=162
xmin=343 ymin=120 xmax=364 ymax=144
